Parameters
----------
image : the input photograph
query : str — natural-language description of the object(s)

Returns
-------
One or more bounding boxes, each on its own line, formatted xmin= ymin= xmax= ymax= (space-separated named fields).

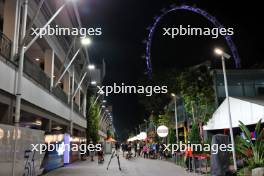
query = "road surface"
xmin=44 ymin=153 xmax=200 ymax=176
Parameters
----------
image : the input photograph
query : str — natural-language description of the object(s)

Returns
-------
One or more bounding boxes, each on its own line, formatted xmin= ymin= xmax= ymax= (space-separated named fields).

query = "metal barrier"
xmin=52 ymin=86 xmax=68 ymax=104
xmin=0 ymin=31 xmax=11 ymax=59
xmin=23 ymin=56 xmax=51 ymax=90
xmin=74 ymin=102 xmax=79 ymax=113
xmin=0 ymin=31 xmax=83 ymax=115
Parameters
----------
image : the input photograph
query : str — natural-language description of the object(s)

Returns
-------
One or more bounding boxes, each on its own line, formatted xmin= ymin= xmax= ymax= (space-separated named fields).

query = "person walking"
xmin=159 ymin=143 xmax=164 ymax=160
xmin=134 ymin=142 xmax=138 ymax=157
xmin=121 ymin=142 xmax=125 ymax=157
xmin=89 ymin=140 xmax=95 ymax=162
xmin=185 ymin=146 xmax=193 ymax=172
xmin=137 ymin=142 xmax=140 ymax=157
xmin=143 ymin=143 xmax=148 ymax=158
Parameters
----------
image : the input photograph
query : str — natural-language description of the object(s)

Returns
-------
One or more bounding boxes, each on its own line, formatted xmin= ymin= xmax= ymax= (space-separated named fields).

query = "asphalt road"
xmin=44 ymin=153 xmax=200 ymax=176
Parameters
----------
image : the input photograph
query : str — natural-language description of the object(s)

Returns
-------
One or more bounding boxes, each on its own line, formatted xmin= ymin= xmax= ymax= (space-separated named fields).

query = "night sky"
xmin=79 ymin=0 xmax=264 ymax=139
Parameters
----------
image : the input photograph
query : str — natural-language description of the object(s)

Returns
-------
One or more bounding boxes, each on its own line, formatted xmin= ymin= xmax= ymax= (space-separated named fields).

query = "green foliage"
xmin=188 ymin=121 xmax=202 ymax=154
xmin=157 ymin=112 xmax=170 ymax=126
xmin=138 ymin=69 xmax=180 ymax=116
xmin=86 ymin=95 xmax=100 ymax=143
xmin=168 ymin=128 xmax=176 ymax=144
xmin=138 ymin=66 xmax=215 ymax=125
xmin=235 ymin=120 xmax=264 ymax=169
xmin=178 ymin=67 xmax=215 ymax=124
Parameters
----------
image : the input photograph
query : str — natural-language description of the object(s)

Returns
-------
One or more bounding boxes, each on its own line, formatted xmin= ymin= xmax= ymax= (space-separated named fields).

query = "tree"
xmin=157 ymin=113 xmax=170 ymax=126
xmin=86 ymin=95 xmax=100 ymax=143
xmin=178 ymin=66 xmax=215 ymax=124
xmin=138 ymin=69 xmax=181 ymax=116
xmin=138 ymin=66 xmax=215 ymax=141
xmin=178 ymin=66 xmax=215 ymax=141
xmin=188 ymin=121 xmax=202 ymax=154
xmin=168 ymin=128 xmax=176 ymax=144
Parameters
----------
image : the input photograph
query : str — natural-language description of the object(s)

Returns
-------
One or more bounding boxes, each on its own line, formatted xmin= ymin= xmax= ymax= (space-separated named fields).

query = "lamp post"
xmin=171 ymin=93 xmax=179 ymax=144
xmin=69 ymin=38 xmax=92 ymax=135
xmin=144 ymin=119 xmax=148 ymax=132
xmin=214 ymin=48 xmax=237 ymax=171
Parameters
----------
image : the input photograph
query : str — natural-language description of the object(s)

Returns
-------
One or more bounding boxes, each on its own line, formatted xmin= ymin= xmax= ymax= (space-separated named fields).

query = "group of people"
xmin=121 ymin=141 xmax=169 ymax=160
xmin=120 ymin=141 xmax=195 ymax=172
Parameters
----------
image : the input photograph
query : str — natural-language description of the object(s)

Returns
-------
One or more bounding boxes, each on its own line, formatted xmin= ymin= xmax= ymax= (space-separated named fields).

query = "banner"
xmin=0 ymin=124 xmax=45 ymax=176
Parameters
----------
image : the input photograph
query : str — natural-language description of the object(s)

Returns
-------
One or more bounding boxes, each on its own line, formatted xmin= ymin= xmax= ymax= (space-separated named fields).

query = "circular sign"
xmin=157 ymin=125 xmax=168 ymax=137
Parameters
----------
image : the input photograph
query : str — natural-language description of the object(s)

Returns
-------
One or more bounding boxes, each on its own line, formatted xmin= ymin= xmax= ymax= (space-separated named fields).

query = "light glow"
xmin=81 ymin=37 xmax=92 ymax=46
xmin=214 ymin=48 xmax=223 ymax=55
xmin=91 ymin=81 xmax=97 ymax=85
xmin=88 ymin=64 xmax=95 ymax=70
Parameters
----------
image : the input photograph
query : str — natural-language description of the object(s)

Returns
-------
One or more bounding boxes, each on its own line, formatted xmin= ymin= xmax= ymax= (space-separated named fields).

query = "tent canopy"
xmin=204 ymin=97 xmax=264 ymax=130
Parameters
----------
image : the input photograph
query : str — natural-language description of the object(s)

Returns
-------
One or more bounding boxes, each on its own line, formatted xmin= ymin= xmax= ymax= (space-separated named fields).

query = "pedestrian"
xmin=97 ymin=142 xmax=104 ymax=163
xmin=185 ymin=146 xmax=193 ymax=172
xmin=89 ymin=140 xmax=95 ymax=162
xmin=134 ymin=141 xmax=137 ymax=157
xmin=159 ymin=143 xmax=164 ymax=160
xmin=137 ymin=142 xmax=140 ymax=157
xmin=80 ymin=140 xmax=86 ymax=161
xmin=126 ymin=142 xmax=132 ymax=159
xmin=140 ymin=142 xmax=144 ymax=157
xmin=156 ymin=143 xmax=160 ymax=159
xmin=143 ymin=143 xmax=148 ymax=158
xmin=121 ymin=142 xmax=125 ymax=157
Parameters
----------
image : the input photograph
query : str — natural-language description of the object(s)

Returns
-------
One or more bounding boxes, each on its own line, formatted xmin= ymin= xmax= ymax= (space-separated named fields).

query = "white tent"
xmin=204 ymin=97 xmax=264 ymax=130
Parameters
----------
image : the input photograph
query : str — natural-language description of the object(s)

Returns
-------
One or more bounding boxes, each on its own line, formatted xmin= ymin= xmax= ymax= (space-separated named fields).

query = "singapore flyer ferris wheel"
xmin=145 ymin=5 xmax=241 ymax=76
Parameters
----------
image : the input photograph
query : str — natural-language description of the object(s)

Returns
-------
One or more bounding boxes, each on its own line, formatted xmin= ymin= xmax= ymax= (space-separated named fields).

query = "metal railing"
xmin=0 ymin=31 xmax=11 ymax=59
xmin=73 ymin=102 xmax=79 ymax=113
xmin=23 ymin=56 xmax=51 ymax=90
xmin=0 ymin=31 xmax=83 ymax=115
xmin=52 ymin=86 xmax=68 ymax=104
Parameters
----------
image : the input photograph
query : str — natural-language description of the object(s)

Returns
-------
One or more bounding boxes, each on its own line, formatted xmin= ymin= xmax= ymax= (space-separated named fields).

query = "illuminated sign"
xmin=157 ymin=125 xmax=168 ymax=137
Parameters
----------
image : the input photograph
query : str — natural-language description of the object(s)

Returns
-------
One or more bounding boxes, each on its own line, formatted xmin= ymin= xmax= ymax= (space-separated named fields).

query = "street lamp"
xmin=214 ymin=48 xmax=237 ymax=171
xmin=88 ymin=64 xmax=95 ymax=70
xmin=55 ymin=37 xmax=92 ymax=87
xmin=91 ymin=81 xmax=97 ymax=85
xmin=81 ymin=37 xmax=92 ymax=46
xmin=171 ymin=93 xmax=179 ymax=144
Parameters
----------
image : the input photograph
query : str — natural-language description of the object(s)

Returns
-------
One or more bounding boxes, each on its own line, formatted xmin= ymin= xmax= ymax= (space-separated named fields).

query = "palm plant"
xmin=236 ymin=120 xmax=264 ymax=169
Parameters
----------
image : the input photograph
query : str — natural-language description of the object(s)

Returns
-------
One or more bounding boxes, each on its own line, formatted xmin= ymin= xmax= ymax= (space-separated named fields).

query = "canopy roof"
xmin=204 ymin=97 xmax=264 ymax=130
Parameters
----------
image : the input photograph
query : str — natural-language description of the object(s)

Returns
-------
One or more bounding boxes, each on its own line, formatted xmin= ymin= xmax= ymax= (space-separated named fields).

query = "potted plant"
xmin=236 ymin=120 xmax=264 ymax=176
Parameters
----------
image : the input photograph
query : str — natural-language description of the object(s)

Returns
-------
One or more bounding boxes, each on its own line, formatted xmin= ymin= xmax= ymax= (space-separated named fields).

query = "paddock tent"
xmin=203 ymin=97 xmax=264 ymax=130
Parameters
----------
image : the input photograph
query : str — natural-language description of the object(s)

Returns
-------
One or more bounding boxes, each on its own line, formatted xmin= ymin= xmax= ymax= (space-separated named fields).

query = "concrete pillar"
xmin=75 ymin=88 xmax=80 ymax=107
xmin=44 ymin=49 xmax=53 ymax=77
xmin=2 ymin=0 xmax=17 ymax=41
xmin=43 ymin=49 xmax=55 ymax=90
xmin=83 ymin=92 xmax=87 ymax=116
xmin=44 ymin=119 xmax=52 ymax=132
xmin=63 ymin=72 xmax=70 ymax=101
xmin=48 ymin=119 xmax=52 ymax=132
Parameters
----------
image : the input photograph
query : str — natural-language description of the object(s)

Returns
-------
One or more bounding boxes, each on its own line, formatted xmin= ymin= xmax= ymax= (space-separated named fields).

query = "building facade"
xmin=0 ymin=0 xmax=101 ymax=137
